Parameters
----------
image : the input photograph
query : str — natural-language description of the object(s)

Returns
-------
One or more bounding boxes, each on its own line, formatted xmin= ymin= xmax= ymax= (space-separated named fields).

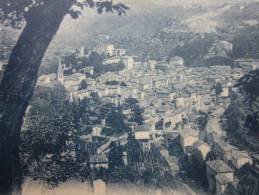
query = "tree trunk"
xmin=0 ymin=1 xmax=72 ymax=194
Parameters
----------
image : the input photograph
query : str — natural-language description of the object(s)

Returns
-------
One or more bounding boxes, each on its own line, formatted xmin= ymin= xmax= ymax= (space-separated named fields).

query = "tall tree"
xmin=0 ymin=1 xmax=128 ymax=194
xmin=213 ymin=82 xmax=223 ymax=97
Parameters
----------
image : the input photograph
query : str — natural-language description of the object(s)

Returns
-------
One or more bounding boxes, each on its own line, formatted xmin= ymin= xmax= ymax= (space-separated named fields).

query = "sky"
xmin=117 ymin=0 xmax=256 ymax=8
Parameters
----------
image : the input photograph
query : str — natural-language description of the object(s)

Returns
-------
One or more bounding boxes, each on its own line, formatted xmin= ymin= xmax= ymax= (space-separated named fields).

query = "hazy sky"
xmin=117 ymin=0 xmax=256 ymax=8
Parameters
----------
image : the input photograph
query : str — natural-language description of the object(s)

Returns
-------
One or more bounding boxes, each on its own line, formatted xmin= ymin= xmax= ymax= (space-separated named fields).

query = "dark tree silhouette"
xmin=0 ymin=1 xmax=128 ymax=194
xmin=20 ymin=107 xmax=85 ymax=186
xmin=106 ymin=107 xmax=126 ymax=133
xmin=213 ymin=82 xmax=223 ymax=97
xmin=108 ymin=142 xmax=124 ymax=170
xmin=236 ymin=70 xmax=259 ymax=103
xmin=196 ymin=111 xmax=208 ymax=131
xmin=78 ymin=79 xmax=88 ymax=90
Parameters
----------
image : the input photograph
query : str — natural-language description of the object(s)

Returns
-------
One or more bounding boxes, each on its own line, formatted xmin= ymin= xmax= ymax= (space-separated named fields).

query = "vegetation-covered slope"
xmin=221 ymin=70 xmax=259 ymax=151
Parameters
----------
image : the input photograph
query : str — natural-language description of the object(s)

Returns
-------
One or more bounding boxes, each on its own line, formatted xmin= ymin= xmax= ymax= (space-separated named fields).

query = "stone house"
xmin=180 ymin=131 xmax=199 ymax=154
xmin=134 ymin=125 xmax=151 ymax=150
xmin=90 ymin=154 xmax=109 ymax=169
xmin=213 ymin=141 xmax=237 ymax=162
xmin=230 ymin=150 xmax=252 ymax=170
xmin=206 ymin=160 xmax=234 ymax=194
xmin=215 ymin=173 xmax=234 ymax=195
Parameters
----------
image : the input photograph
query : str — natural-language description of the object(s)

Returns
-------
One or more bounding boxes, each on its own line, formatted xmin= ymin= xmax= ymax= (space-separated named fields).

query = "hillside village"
xmin=26 ymin=43 xmax=259 ymax=194
xmin=1 ymin=1 xmax=259 ymax=195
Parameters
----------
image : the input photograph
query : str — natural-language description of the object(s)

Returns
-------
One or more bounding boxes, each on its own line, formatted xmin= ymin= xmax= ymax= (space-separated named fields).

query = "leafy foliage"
xmin=0 ymin=0 xmax=128 ymax=192
xmin=106 ymin=106 xmax=126 ymax=133
xmin=237 ymin=165 xmax=259 ymax=195
xmin=78 ymin=79 xmax=88 ymax=90
xmin=189 ymin=150 xmax=208 ymax=187
xmin=196 ymin=111 xmax=209 ymax=131
xmin=20 ymin=104 xmax=91 ymax=185
xmin=20 ymin=85 xmax=91 ymax=185
xmin=221 ymin=94 xmax=245 ymax=134
xmin=0 ymin=0 xmax=129 ymax=28
xmin=89 ymin=51 xmax=104 ymax=67
xmin=108 ymin=142 xmax=124 ymax=170
xmin=123 ymin=98 xmax=144 ymax=125
xmin=213 ymin=82 xmax=223 ymax=97
xmin=236 ymin=70 xmax=259 ymax=103
xmin=222 ymin=70 xmax=259 ymax=150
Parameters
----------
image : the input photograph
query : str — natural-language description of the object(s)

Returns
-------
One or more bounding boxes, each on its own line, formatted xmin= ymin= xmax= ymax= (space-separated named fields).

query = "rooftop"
xmin=216 ymin=173 xmax=233 ymax=185
xmin=215 ymin=140 xmax=237 ymax=152
xmin=207 ymin=160 xmax=234 ymax=174
xmin=135 ymin=125 xmax=150 ymax=132
xmin=231 ymin=150 xmax=250 ymax=160
xmin=64 ymin=73 xmax=85 ymax=81
xmin=90 ymin=155 xmax=108 ymax=164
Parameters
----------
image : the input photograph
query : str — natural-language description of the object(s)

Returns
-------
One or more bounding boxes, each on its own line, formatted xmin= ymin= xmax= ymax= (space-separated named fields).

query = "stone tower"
xmin=57 ymin=57 xmax=64 ymax=82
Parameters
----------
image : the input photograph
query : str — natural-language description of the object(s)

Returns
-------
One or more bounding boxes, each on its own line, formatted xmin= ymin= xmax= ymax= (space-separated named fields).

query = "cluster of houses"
xmin=51 ymin=44 xmax=135 ymax=101
xmin=103 ymin=44 xmax=135 ymax=70
xmin=34 ymin=44 xmax=259 ymax=194
xmin=36 ymin=44 xmax=253 ymax=113
xmin=179 ymin=126 xmax=255 ymax=195
xmin=37 ymin=44 xmax=248 ymax=144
